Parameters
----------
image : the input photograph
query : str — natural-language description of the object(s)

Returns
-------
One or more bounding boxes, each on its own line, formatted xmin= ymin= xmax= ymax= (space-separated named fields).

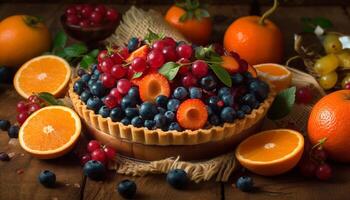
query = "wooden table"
xmin=1 ymin=3 xmax=350 ymax=200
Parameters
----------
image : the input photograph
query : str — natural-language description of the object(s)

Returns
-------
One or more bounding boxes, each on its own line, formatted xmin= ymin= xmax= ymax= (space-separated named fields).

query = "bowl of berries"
xmin=61 ymin=4 xmax=119 ymax=44
xmin=69 ymin=33 xmax=276 ymax=161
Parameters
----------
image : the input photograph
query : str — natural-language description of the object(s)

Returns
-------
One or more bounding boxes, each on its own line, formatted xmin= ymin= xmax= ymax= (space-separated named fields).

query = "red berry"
xmin=103 ymin=146 xmax=116 ymax=160
xmin=74 ymin=4 xmax=84 ymax=12
xmin=66 ymin=14 xmax=79 ymax=25
xmin=100 ymin=58 xmax=114 ymax=74
xmin=97 ymin=50 xmax=108 ymax=63
xmin=100 ymin=73 xmax=116 ymax=88
xmin=110 ymin=88 xmax=122 ymax=100
xmin=80 ymin=154 xmax=91 ymax=166
xmin=238 ymin=59 xmax=248 ymax=72
xmin=91 ymin=148 xmax=107 ymax=164
xmin=176 ymin=44 xmax=193 ymax=59
xmin=94 ymin=5 xmax=107 ymax=16
xmin=296 ymin=87 xmax=313 ymax=104
xmin=178 ymin=58 xmax=191 ymax=75
xmin=17 ymin=101 xmax=28 ymax=113
xmin=106 ymin=8 xmax=118 ymax=22
xmin=17 ymin=112 xmax=29 ymax=125
xmin=345 ymin=83 xmax=350 ymax=89
xmin=163 ymin=37 xmax=176 ymax=48
xmin=117 ymin=79 xmax=132 ymax=94
xmin=110 ymin=53 xmax=123 ymax=64
xmin=182 ymin=74 xmax=197 ymax=88
xmin=28 ymin=95 xmax=42 ymax=104
xmin=312 ymin=148 xmax=327 ymax=161
xmin=90 ymin=11 xmax=103 ymax=24
xmin=104 ymin=95 xmax=118 ymax=109
xmin=152 ymin=40 xmax=166 ymax=50
xmin=299 ymin=159 xmax=317 ymax=177
xmin=119 ymin=47 xmax=129 ymax=59
xmin=79 ymin=19 xmax=89 ymax=28
xmin=131 ymin=57 xmax=147 ymax=72
xmin=28 ymin=103 xmax=41 ymax=114
xmin=217 ymin=100 xmax=224 ymax=107
xmin=147 ymin=49 xmax=165 ymax=69
xmin=191 ymin=60 xmax=208 ymax=78
xmin=66 ymin=6 xmax=77 ymax=15
xmin=87 ymin=140 xmax=101 ymax=153
xmin=162 ymin=46 xmax=178 ymax=62
xmin=111 ymin=64 xmax=127 ymax=79
xmin=81 ymin=5 xmax=93 ymax=18
xmin=316 ymin=163 xmax=332 ymax=181
xmin=212 ymin=43 xmax=225 ymax=55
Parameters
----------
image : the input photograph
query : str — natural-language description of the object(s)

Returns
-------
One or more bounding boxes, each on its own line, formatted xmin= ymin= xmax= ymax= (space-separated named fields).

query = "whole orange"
xmin=223 ymin=0 xmax=283 ymax=65
xmin=308 ymin=90 xmax=350 ymax=163
xmin=0 ymin=15 xmax=51 ymax=67
xmin=165 ymin=3 xmax=212 ymax=45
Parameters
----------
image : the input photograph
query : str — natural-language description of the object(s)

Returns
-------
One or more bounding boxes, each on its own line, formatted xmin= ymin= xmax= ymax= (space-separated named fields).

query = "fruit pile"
xmin=16 ymin=95 xmax=43 ymax=125
xmin=81 ymin=140 xmax=116 ymax=166
xmin=73 ymin=34 xmax=270 ymax=131
xmin=64 ymin=4 xmax=119 ymax=28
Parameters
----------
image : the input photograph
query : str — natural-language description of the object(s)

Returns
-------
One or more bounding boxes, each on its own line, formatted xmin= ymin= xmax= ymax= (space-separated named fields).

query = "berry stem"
xmin=312 ymin=137 xmax=327 ymax=150
xmin=258 ymin=0 xmax=279 ymax=26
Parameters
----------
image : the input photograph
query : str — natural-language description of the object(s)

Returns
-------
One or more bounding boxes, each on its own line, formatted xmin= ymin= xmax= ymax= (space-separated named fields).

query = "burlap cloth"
xmin=103 ymin=7 xmax=326 ymax=183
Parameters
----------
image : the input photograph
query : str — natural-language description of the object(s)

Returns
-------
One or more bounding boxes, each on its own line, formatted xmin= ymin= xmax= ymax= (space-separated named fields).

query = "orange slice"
xmin=253 ymin=63 xmax=292 ymax=92
xmin=19 ymin=106 xmax=81 ymax=159
xmin=14 ymin=55 xmax=71 ymax=99
xmin=235 ymin=129 xmax=304 ymax=176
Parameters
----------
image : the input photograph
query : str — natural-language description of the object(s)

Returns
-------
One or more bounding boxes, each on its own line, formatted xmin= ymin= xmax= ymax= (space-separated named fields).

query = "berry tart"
xmin=69 ymin=34 xmax=276 ymax=161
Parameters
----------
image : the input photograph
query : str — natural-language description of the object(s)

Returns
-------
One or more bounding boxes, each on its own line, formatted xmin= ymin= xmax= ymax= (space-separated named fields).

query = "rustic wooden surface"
xmin=1 ymin=2 xmax=350 ymax=200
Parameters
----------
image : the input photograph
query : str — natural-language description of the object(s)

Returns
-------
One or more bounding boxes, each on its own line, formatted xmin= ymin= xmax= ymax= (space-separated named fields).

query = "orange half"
xmin=14 ymin=55 xmax=71 ymax=99
xmin=235 ymin=129 xmax=304 ymax=176
xmin=19 ymin=106 xmax=81 ymax=159
xmin=254 ymin=63 xmax=292 ymax=92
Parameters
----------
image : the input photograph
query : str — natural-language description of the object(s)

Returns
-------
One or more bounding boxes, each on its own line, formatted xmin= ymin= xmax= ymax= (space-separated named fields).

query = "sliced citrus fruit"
xmin=176 ymin=99 xmax=208 ymax=130
xmin=14 ymin=55 xmax=71 ymax=99
xmin=253 ymin=63 xmax=292 ymax=92
xmin=19 ymin=106 xmax=81 ymax=159
xmin=235 ymin=129 xmax=304 ymax=176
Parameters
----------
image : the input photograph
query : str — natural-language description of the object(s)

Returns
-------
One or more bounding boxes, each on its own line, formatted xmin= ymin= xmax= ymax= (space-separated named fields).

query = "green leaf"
xmin=55 ymin=49 xmax=67 ymax=58
xmin=38 ymin=92 xmax=64 ymax=106
xmin=80 ymin=55 xmax=96 ymax=69
xmin=144 ymin=29 xmax=164 ymax=44
xmin=63 ymin=44 xmax=88 ymax=58
xmin=313 ymin=17 xmax=333 ymax=29
xmin=267 ymin=87 xmax=296 ymax=120
xmin=209 ymin=64 xmax=232 ymax=87
xmin=132 ymin=72 xmax=143 ymax=79
xmin=88 ymin=49 xmax=99 ymax=58
xmin=159 ymin=62 xmax=181 ymax=80
xmin=53 ymin=31 xmax=67 ymax=50
xmin=179 ymin=13 xmax=188 ymax=22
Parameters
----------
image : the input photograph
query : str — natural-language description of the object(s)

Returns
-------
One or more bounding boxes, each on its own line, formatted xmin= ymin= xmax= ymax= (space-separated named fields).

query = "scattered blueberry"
xmin=128 ymin=37 xmax=139 ymax=52
xmin=154 ymin=113 xmax=166 ymax=128
xmin=125 ymin=108 xmax=139 ymax=119
xmin=131 ymin=116 xmax=144 ymax=128
xmin=144 ymin=120 xmax=156 ymax=129
xmin=98 ymin=106 xmax=111 ymax=118
xmin=73 ymin=80 xmax=85 ymax=95
xmin=128 ymin=87 xmax=139 ymax=100
xmin=157 ymin=107 xmax=166 ymax=114
xmin=241 ymin=105 xmax=252 ymax=114
xmin=164 ymin=111 xmax=175 ymax=123
xmin=0 ymin=152 xmax=10 ymax=161
xmin=241 ymin=93 xmax=257 ymax=107
xmin=8 ymin=125 xmax=19 ymax=138
xmin=81 ymin=74 xmax=91 ymax=83
xmin=167 ymin=99 xmax=180 ymax=112
xmin=156 ymin=95 xmax=168 ymax=108
xmin=173 ymin=87 xmax=188 ymax=100
xmin=236 ymin=176 xmax=254 ymax=192
xmin=218 ymin=87 xmax=231 ymax=98
xmin=80 ymin=90 xmax=92 ymax=103
xmin=110 ymin=107 xmax=123 ymax=122
xmin=220 ymin=107 xmax=236 ymax=123
xmin=168 ymin=122 xmax=182 ymax=131
xmin=222 ymin=94 xmax=234 ymax=107
xmin=38 ymin=170 xmax=56 ymax=188
xmin=231 ymin=73 xmax=244 ymax=85
xmin=236 ymin=110 xmax=245 ymax=119
xmin=166 ymin=169 xmax=188 ymax=189
xmin=200 ymin=75 xmax=217 ymax=91
xmin=121 ymin=118 xmax=131 ymax=125
xmin=0 ymin=119 xmax=11 ymax=131
xmin=87 ymin=97 xmax=103 ymax=113
xmin=83 ymin=160 xmax=106 ymax=181
xmin=90 ymin=81 xmax=106 ymax=97
xmin=189 ymin=87 xmax=202 ymax=99
xmin=209 ymin=115 xmax=221 ymax=126
xmin=139 ymin=102 xmax=157 ymax=120
xmin=117 ymin=179 xmax=137 ymax=199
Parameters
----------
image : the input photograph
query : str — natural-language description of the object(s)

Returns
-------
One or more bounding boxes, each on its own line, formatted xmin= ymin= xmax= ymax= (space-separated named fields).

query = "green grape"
xmin=319 ymin=71 xmax=338 ymax=90
xmin=314 ymin=54 xmax=339 ymax=75
xmin=336 ymin=49 xmax=350 ymax=68
xmin=341 ymin=74 xmax=350 ymax=88
xmin=323 ymin=34 xmax=343 ymax=54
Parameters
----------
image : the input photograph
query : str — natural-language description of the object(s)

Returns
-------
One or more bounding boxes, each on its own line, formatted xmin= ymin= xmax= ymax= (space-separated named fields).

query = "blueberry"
xmin=38 ymin=170 xmax=56 ymax=188
xmin=249 ymin=80 xmax=269 ymax=101
xmin=125 ymin=108 xmax=139 ymax=119
xmin=88 ymin=79 xmax=96 ymax=88
xmin=206 ymin=106 xmax=213 ymax=116
xmin=218 ymin=87 xmax=230 ymax=97
xmin=83 ymin=160 xmax=106 ymax=181
xmin=81 ymin=74 xmax=91 ymax=83
xmin=155 ymin=95 xmax=168 ymax=108
xmin=241 ymin=93 xmax=257 ymax=107
xmin=222 ymin=94 xmax=234 ymax=107
xmin=128 ymin=87 xmax=139 ymax=100
xmin=90 ymin=81 xmax=106 ymax=97
xmin=157 ymin=107 xmax=166 ymax=114
xmin=242 ymin=71 xmax=253 ymax=80
xmin=253 ymin=101 xmax=260 ymax=109
xmin=168 ymin=122 xmax=182 ymax=131
xmin=236 ymin=176 xmax=254 ymax=192
xmin=93 ymin=69 xmax=101 ymax=76
xmin=110 ymin=107 xmax=123 ymax=122
xmin=209 ymin=115 xmax=221 ymax=126
xmin=154 ymin=113 xmax=166 ymax=128
xmin=121 ymin=95 xmax=137 ymax=110
xmin=231 ymin=73 xmax=244 ymax=85
xmin=8 ymin=125 xmax=19 ymax=138
xmin=121 ymin=118 xmax=130 ymax=125
xmin=241 ymin=105 xmax=252 ymax=114
xmin=77 ymin=68 xmax=86 ymax=77
xmin=167 ymin=99 xmax=180 ymax=112
xmin=73 ymin=80 xmax=85 ymax=95
xmin=189 ymin=87 xmax=202 ymax=99
xmin=131 ymin=116 xmax=143 ymax=128
xmin=166 ymin=169 xmax=188 ymax=189
xmin=128 ymin=37 xmax=139 ymax=52
xmin=91 ymin=64 xmax=98 ymax=71
xmin=87 ymin=97 xmax=103 ymax=113
xmin=164 ymin=111 xmax=175 ymax=122
xmin=139 ymin=102 xmax=157 ymax=119
xmin=236 ymin=110 xmax=245 ymax=119
xmin=80 ymin=90 xmax=92 ymax=103
xmin=200 ymin=75 xmax=217 ymax=91
xmin=98 ymin=106 xmax=111 ymax=118
xmin=144 ymin=120 xmax=156 ymax=129
xmin=117 ymin=179 xmax=137 ymax=199
xmin=173 ymin=87 xmax=188 ymax=100
xmin=207 ymin=96 xmax=220 ymax=113
xmin=220 ymin=107 xmax=236 ymax=123
xmin=0 ymin=119 xmax=11 ymax=131
xmin=0 ymin=152 xmax=10 ymax=161
xmin=90 ymin=74 xmax=99 ymax=81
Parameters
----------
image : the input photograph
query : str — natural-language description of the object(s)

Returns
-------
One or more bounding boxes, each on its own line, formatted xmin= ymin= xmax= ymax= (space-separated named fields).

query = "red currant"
xmin=94 ymin=5 xmax=107 ymax=16
xmin=110 ymin=88 xmax=122 ymax=101
xmin=110 ymin=53 xmax=123 ymax=64
xmin=17 ymin=112 xmax=29 ymax=125
xmin=106 ymin=8 xmax=118 ymax=22
xmin=178 ymin=58 xmax=191 ymax=75
xmin=191 ymin=60 xmax=208 ymax=78
xmin=79 ymin=19 xmax=89 ymax=28
xmin=87 ymin=140 xmax=101 ymax=153
xmin=163 ymin=37 xmax=176 ymax=48
xmin=296 ymin=87 xmax=313 ymax=104
xmin=238 ymin=59 xmax=248 ymax=72
xmin=162 ymin=46 xmax=178 ymax=62
xmin=119 ymin=47 xmax=129 ymax=59
xmin=345 ymin=83 xmax=350 ymax=89
xmin=103 ymin=146 xmax=116 ymax=160
xmin=80 ymin=154 xmax=91 ymax=166
xmin=104 ymin=95 xmax=118 ymax=109
xmin=66 ymin=6 xmax=77 ymax=15
xmin=299 ymin=159 xmax=317 ymax=177
xmin=147 ymin=49 xmax=165 ymax=69
xmin=81 ymin=5 xmax=93 ymax=18
xmin=176 ymin=44 xmax=193 ymax=59
xmin=152 ymin=40 xmax=166 ymax=50
xmin=312 ymin=148 xmax=327 ymax=161
xmin=91 ymin=148 xmax=107 ymax=164
xmin=100 ymin=73 xmax=116 ymax=88
xmin=182 ymin=74 xmax=197 ymax=88
xmin=117 ymin=79 xmax=132 ymax=94
xmin=100 ymin=58 xmax=114 ymax=74
xmin=28 ymin=95 xmax=42 ymax=104
xmin=66 ymin=14 xmax=79 ymax=25
xmin=90 ymin=11 xmax=103 ymax=24
xmin=28 ymin=103 xmax=41 ymax=114
xmin=17 ymin=101 xmax=28 ymax=113
xmin=315 ymin=163 xmax=332 ymax=181
xmin=111 ymin=64 xmax=127 ymax=79
xmin=212 ymin=43 xmax=225 ymax=55
xmin=131 ymin=57 xmax=147 ymax=72
xmin=74 ymin=4 xmax=84 ymax=12
xmin=97 ymin=50 xmax=108 ymax=63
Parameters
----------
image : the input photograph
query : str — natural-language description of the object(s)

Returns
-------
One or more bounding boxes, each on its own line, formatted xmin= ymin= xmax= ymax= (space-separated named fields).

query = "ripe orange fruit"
xmin=176 ymin=99 xmax=208 ymax=130
xmin=165 ymin=1 xmax=212 ymax=45
xmin=223 ymin=0 xmax=283 ymax=65
xmin=14 ymin=55 xmax=71 ymax=99
xmin=19 ymin=106 xmax=81 ymax=159
xmin=308 ymin=90 xmax=350 ymax=163
xmin=254 ymin=63 xmax=292 ymax=92
xmin=139 ymin=73 xmax=171 ymax=102
xmin=0 ymin=15 xmax=51 ymax=67
xmin=236 ymin=129 xmax=304 ymax=176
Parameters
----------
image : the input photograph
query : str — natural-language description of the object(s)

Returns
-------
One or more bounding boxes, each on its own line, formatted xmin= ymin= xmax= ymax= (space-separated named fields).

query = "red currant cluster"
xmin=16 ymin=95 xmax=43 ymax=125
xmin=81 ymin=140 xmax=116 ymax=166
xmin=296 ymin=86 xmax=313 ymax=104
xmin=65 ymin=4 xmax=119 ymax=28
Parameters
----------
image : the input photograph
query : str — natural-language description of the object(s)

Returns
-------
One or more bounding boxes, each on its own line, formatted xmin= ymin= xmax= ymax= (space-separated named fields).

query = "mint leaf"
xmin=267 ymin=87 xmax=296 ymax=120
xmin=55 ymin=49 xmax=67 ymax=58
xmin=80 ymin=55 xmax=96 ymax=69
xmin=38 ymin=92 xmax=64 ymax=106
xmin=132 ymin=72 xmax=143 ymax=79
xmin=64 ymin=44 xmax=88 ymax=58
xmin=88 ymin=49 xmax=99 ymax=58
xmin=301 ymin=17 xmax=332 ymax=33
xmin=144 ymin=29 xmax=164 ymax=44
xmin=53 ymin=31 xmax=67 ymax=50
xmin=209 ymin=64 xmax=232 ymax=87
xmin=159 ymin=62 xmax=181 ymax=80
